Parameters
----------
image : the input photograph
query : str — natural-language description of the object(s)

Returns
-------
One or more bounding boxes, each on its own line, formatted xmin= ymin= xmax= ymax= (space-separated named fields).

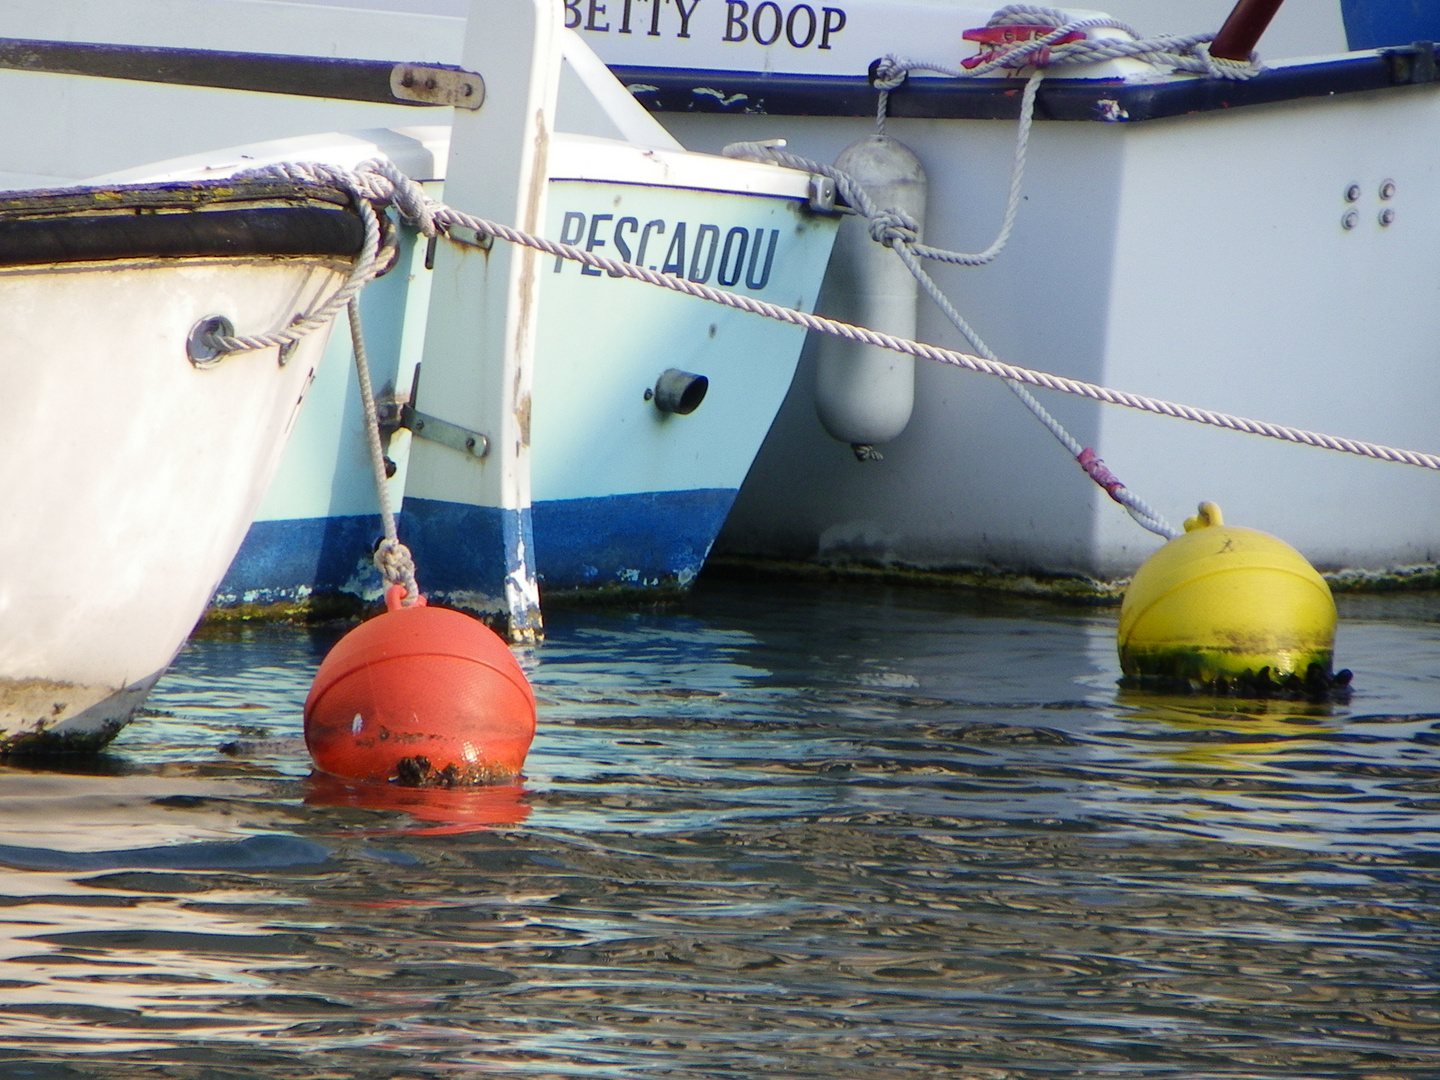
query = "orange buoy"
xmin=304 ymin=585 xmax=536 ymax=785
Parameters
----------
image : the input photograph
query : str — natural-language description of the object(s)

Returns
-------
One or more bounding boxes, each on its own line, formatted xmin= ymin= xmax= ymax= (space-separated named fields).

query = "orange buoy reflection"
xmin=305 ymin=772 xmax=531 ymax=835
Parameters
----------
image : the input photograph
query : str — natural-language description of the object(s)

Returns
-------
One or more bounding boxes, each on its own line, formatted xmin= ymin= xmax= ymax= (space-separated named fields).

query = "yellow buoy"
xmin=1118 ymin=502 xmax=1347 ymax=695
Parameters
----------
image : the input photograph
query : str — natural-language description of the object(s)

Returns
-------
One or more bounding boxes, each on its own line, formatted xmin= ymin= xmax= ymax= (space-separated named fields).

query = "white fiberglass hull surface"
xmin=0 ymin=182 xmax=353 ymax=750
xmin=662 ymin=87 xmax=1440 ymax=582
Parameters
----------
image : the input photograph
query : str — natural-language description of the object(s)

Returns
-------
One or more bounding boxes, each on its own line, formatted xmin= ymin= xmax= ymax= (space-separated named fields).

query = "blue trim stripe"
xmin=215 ymin=513 xmax=382 ymax=607
xmin=215 ymin=488 xmax=739 ymax=607
xmin=531 ymin=488 xmax=736 ymax=589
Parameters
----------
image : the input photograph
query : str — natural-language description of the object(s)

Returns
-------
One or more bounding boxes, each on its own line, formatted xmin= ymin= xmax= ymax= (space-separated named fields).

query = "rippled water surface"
xmin=2 ymin=579 xmax=1438 ymax=1079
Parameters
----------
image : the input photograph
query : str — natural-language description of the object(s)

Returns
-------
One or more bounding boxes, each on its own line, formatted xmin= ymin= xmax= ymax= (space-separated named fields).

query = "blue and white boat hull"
xmin=193 ymin=129 xmax=837 ymax=611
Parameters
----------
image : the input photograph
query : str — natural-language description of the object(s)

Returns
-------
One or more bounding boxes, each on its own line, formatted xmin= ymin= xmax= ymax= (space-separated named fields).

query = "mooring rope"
xmin=719 ymin=132 xmax=1181 ymax=536
xmin=186 ymin=166 xmax=421 ymax=601
xmin=198 ymin=167 xmax=392 ymax=358
xmin=210 ymin=152 xmax=1440 ymax=547
xmin=721 ymin=7 xmax=1262 ymax=538
xmin=346 ymin=298 xmax=421 ymax=604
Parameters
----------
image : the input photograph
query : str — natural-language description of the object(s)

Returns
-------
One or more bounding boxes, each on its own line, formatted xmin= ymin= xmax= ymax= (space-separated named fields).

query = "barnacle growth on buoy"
xmin=1118 ymin=502 xmax=1351 ymax=700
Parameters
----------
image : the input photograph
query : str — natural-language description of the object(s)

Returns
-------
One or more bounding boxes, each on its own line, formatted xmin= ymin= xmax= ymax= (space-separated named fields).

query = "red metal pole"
xmin=1210 ymin=0 xmax=1286 ymax=61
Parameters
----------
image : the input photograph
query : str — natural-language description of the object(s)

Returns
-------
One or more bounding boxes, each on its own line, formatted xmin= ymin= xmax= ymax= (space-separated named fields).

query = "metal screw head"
xmin=1380 ymin=207 xmax=1396 ymax=227
xmin=1341 ymin=209 xmax=1359 ymax=230
xmin=1344 ymin=184 xmax=1362 ymax=203
xmin=1380 ymin=180 xmax=1397 ymax=200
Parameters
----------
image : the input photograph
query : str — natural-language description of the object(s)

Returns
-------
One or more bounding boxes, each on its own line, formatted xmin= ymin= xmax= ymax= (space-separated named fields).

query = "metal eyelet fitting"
xmin=187 ymin=315 xmax=235 ymax=369
xmin=1380 ymin=180 xmax=1396 ymax=200
xmin=1379 ymin=208 xmax=1396 ymax=227
xmin=1344 ymin=184 xmax=1362 ymax=203
xmin=1341 ymin=209 xmax=1359 ymax=231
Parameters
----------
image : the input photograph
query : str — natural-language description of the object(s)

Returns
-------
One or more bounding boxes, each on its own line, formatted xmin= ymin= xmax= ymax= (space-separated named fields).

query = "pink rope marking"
xmin=1077 ymin=447 xmax=1125 ymax=502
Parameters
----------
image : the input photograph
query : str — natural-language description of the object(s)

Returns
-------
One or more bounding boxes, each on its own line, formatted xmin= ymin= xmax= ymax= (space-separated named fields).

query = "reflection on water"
xmin=1 ymin=580 xmax=1438 ymax=1078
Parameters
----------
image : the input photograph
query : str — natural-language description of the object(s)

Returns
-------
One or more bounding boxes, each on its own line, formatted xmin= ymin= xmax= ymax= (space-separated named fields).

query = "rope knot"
xmin=357 ymin=157 xmax=440 ymax=238
xmin=869 ymin=207 xmax=919 ymax=248
xmin=1196 ymin=43 xmax=1262 ymax=80
xmin=374 ymin=538 xmax=420 ymax=603
xmin=870 ymin=55 xmax=909 ymax=90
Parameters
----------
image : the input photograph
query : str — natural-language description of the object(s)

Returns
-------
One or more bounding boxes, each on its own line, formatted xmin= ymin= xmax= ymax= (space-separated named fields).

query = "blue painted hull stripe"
xmin=216 ymin=488 xmax=738 ymax=602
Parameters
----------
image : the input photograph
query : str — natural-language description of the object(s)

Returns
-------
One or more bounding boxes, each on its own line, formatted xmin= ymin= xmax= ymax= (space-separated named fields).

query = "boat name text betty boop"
xmin=568 ymin=0 xmax=847 ymax=49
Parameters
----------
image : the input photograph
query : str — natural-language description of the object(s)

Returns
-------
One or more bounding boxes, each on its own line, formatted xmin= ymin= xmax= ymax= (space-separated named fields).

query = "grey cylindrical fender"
xmin=814 ymin=134 xmax=927 ymax=450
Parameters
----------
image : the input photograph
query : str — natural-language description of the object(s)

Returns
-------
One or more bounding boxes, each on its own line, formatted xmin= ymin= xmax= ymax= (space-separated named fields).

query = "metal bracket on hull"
xmin=390 ymin=64 xmax=486 ymax=109
xmin=808 ymin=174 xmax=838 ymax=214
xmin=399 ymin=404 xmax=490 ymax=460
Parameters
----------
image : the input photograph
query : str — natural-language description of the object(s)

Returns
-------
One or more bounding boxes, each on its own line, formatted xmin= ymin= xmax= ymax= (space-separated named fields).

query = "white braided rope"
xmin=889 ymin=243 xmax=1181 ymax=538
xmin=724 ymin=101 xmax=1038 ymax=273
xmin=233 ymin=158 xmax=1440 ymax=482
xmin=346 ymin=299 xmax=420 ymax=603
xmin=722 ymin=139 xmax=1179 ymax=537
xmin=203 ymin=166 xmax=391 ymax=356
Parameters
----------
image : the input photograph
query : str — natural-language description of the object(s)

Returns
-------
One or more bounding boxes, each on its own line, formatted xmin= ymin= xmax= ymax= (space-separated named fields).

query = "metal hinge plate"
xmin=399 ymin=403 xmax=489 ymax=459
xmin=389 ymin=64 xmax=485 ymax=109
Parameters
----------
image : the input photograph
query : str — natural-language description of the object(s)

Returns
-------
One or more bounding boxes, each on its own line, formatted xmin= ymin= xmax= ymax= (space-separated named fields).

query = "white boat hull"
xmin=662 ymin=79 xmax=1440 ymax=583
xmin=0 ymin=181 xmax=355 ymax=749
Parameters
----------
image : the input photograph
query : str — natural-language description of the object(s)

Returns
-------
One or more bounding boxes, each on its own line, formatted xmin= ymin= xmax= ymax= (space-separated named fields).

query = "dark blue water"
xmin=1 ymin=580 xmax=1438 ymax=1078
